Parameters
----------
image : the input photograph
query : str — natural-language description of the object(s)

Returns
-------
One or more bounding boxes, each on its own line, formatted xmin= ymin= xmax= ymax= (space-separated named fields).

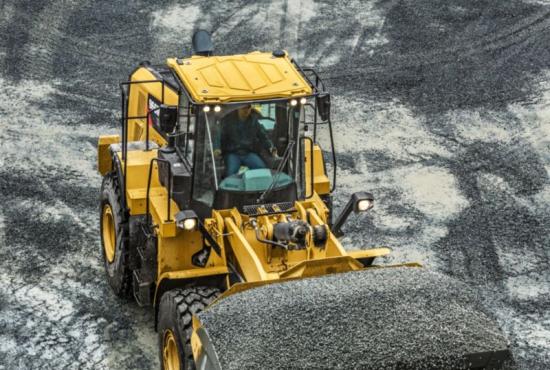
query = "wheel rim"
xmin=102 ymin=204 xmax=116 ymax=263
xmin=163 ymin=330 xmax=181 ymax=370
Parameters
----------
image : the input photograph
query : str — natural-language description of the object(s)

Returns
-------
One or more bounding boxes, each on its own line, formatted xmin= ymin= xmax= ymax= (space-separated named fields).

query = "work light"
xmin=175 ymin=210 xmax=198 ymax=231
xmin=357 ymin=199 xmax=373 ymax=212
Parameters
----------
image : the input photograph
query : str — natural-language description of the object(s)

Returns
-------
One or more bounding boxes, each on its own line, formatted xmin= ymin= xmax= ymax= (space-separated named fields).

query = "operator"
xmin=214 ymin=104 xmax=277 ymax=177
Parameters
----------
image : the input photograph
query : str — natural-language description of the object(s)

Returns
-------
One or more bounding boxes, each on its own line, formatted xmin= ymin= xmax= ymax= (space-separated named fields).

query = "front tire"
xmin=158 ymin=287 xmax=221 ymax=370
xmin=100 ymin=172 xmax=132 ymax=298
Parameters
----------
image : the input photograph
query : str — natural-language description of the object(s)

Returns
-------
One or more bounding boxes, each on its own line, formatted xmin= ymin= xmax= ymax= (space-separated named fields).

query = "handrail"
xmin=291 ymin=60 xmax=328 ymax=94
xmin=119 ymin=78 xmax=167 ymax=216
xmin=145 ymin=158 xmax=173 ymax=223
xmin=301 ymin=67 xmax=327 ymax=93
xmin=295 ymin=65 xmax=336 ymax=192
xmin=327 ymin=117 xmax=337 ymax=192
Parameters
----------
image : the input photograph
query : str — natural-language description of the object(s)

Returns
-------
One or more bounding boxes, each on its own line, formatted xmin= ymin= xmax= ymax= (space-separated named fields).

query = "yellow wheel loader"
xmin=97 ymin=31 xmax=514 ymax=369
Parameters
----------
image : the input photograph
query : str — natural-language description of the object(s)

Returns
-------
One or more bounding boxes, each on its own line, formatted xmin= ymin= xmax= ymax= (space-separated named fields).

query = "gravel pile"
xmin=198 ymin=267 xmax=513 ymax=369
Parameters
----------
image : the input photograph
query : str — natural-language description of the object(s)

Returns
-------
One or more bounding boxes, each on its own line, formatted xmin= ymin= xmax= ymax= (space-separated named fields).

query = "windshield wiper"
xmin=257 ymin=140 xmax=295 ymax=204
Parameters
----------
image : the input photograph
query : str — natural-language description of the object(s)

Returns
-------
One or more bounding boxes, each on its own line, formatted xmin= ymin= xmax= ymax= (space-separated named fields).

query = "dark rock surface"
xmin=0 ymin=1 xmax=548 ymax=369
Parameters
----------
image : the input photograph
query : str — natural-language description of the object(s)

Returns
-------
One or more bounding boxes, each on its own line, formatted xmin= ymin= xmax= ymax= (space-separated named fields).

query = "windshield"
xmin=192 ymin=101 xmax=301 ymax=206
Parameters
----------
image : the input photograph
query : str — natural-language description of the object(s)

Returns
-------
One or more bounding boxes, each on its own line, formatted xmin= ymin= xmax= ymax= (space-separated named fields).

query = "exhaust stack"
xmin=192 ymin=30 xmax=213 ymax=56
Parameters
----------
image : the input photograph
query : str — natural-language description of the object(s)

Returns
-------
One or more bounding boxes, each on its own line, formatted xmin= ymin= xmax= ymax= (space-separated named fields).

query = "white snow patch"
xmin=506 ymin=275 xmax=550 ymax=300
xmin=394 ymin=165 xmax=470 ymax=220
xmin=0 ymin=78 xmax=113 ymax=185
xmin=325 ymin=97 xmax=453 ymax=163
xmin=15 ymin=285 xmax=75 ymax=322
xmin=0 ymin=335 xmax=17 ymax=354
xmin=522 ymin=0 xmax=550 ymax=5
xmin=151 ymin=4 xmax=201 ymax=37
xmin=372 ymin=209 xmax=416 ymax=232
xmin=445 ymin=110 xmax=516 ymax=144
xmin=384 ymin=241 xmax=437 ymax=266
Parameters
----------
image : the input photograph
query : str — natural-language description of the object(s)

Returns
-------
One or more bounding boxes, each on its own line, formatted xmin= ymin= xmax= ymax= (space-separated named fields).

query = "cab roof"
xmin=167 ymin=51 xmax=313 ymax=104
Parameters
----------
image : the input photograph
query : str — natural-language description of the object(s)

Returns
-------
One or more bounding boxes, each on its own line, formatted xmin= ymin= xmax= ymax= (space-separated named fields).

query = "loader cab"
xmin=121 ymin=48 xmax=336 ymax=220
xmin=173 ymin=97 xmax=306 ymax=218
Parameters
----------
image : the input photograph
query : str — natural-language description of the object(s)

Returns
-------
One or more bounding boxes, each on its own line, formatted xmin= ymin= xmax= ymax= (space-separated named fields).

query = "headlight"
xmin=290 ymin=99 xmax=298 ymax=106
xmin=299 ymin=97 xmax=307 ymax=105
xmin=175 ymin=210 xmax=198 ymax=231
xmin=203 ymin=105 xmax=211 ymax=113
xmin=352 ymin=192 xmax=375 ymax=213
xmin=357 ymin=199 xmax=373 ymax=212
xmin=178 ymin=218 xmax=197 ymax=230
xmin=214 ymin=105 xmax=221 ymax=113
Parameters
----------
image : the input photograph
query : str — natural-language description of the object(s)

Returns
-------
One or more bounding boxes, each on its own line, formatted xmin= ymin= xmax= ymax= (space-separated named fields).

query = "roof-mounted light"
xmin=300 ymin=97 xmax=307 ymax=105
xmin=214 ymin=105 xmax=221 ymax=113
xmin=290 ymin=99 xmax=298 ymax=107
xmin=203 ymin=105 xmax=211 ymax=113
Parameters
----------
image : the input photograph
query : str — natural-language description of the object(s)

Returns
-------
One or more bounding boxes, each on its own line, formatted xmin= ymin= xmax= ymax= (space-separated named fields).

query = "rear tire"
xmin=100 ymin=172 xmax=132 ymax=298
xmin=158 ymin=287 xmax=221 ymax=370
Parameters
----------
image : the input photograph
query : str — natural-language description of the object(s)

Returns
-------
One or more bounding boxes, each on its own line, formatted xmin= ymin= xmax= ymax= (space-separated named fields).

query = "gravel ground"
xmin=0 ymin=1 xmax=549 ymax=369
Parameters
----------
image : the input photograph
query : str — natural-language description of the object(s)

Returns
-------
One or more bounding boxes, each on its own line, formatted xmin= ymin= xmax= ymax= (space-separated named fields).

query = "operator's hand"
xmin=213 ymin=149 xmax=222 ymax=158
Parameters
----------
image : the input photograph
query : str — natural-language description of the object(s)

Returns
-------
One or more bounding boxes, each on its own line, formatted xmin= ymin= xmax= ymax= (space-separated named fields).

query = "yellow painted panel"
xmin=150 ymin=194 xmax=178 ymax=237
xmin=259 ymin=63 xmax=284 ymax=83
xmin=97 ymin=135 xmax=120 ymax=175
xmin=305 ymin=143 xmax=330 ymax=195
xmin=158 ymin=266 xmax=229 ymax=282
xmin=199 ymin=64 xmax=225 ymax=88
xmin=216 ymin=60 xmax=249 ymax=91
xmin=225 ymin=218 xmax=271 ymax=282
xmin=167 ymin=51 xmax=312 ymax=103
xmin=127 ymin=187 xmax=164 ymax=215
xmin=116 ymin=150 xmax=160 ymax=191
xmin=279 ymin=256 xmax=362 ymax=278
xmin=234 ymin=60 xmax=267 ymax=91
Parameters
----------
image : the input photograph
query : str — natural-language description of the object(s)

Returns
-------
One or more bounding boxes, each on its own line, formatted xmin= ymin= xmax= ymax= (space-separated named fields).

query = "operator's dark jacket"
xmin=216 ymin=110 xmax=273 ymax=155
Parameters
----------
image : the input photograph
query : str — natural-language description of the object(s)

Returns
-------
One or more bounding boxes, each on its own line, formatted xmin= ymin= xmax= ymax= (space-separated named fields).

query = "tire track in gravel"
xmin=318 ymin=5 xmax=550 ymax=75
xmin=328 ymin=1 xmax=550 ymax=113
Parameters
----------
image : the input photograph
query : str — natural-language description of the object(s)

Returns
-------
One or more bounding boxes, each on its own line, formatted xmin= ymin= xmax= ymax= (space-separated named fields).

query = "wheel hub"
xmin=102 ymin=204 xmax=116 ymax=263
xmin=163 ymin=329 xmax=181 ymax=370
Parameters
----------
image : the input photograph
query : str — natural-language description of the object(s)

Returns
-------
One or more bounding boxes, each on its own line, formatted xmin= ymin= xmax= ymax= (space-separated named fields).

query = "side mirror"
xmin=159 ymin=105 xmax=178 ymax=134
xmin=316 ymin=93 xmax=331 ymax=121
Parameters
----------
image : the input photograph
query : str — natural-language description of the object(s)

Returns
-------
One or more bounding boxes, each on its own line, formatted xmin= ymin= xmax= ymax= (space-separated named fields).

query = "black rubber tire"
xmin=158 ymin=287 xmax=221 ymax=370
xmin=99 ymin=172 xmax=132 ymax=298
